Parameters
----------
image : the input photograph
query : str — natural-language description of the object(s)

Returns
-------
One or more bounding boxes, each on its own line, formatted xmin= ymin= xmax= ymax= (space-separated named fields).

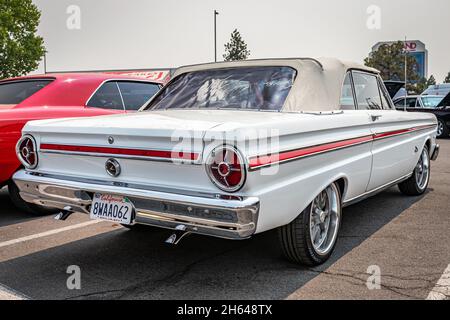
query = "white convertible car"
xmin=13 ymin=58 xmax=439 ymax=266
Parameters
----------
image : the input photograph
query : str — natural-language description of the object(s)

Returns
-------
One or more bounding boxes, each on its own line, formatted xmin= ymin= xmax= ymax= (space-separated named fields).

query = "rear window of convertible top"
xmin=146 ymin=66 xmax=297 ymax=112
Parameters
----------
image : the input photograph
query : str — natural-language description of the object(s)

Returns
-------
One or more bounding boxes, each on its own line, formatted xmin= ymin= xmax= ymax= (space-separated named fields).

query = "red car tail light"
xmin=206 ymin=145 xmax=246 ymax=192
xmin=16 ymin=135 xmax=38 ymax=169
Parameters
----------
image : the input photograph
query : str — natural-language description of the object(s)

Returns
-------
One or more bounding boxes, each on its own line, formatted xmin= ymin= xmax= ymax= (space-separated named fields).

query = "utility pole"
xmin=404 ymin=37 xmax=407 ymax=111
xmin=44 ymin=52 xmax=47 ymax=74
xmin=214 ymin=10 xmax=219 ymax=62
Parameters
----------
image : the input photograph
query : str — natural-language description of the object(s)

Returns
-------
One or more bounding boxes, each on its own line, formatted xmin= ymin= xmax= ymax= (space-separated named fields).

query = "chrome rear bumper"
xmin=13 ymin=170 xmax=259 ymax=239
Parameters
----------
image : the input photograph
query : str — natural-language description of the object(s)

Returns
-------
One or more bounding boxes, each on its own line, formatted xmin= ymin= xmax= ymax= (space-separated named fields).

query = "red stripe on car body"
xmin=40 ymin=144 xmax=199 ymax=161
xmin=249 ymin=124 xmax=436 ymax=170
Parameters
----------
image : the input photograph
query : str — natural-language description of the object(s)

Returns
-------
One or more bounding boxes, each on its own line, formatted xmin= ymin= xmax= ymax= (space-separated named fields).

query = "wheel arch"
xmin=425 ymin=138 xmax=431 ymax=153
xmin=302 ymin=174 xmax=348 ymax=214
xmin=335 ymin=177 xmax=347 ymax=201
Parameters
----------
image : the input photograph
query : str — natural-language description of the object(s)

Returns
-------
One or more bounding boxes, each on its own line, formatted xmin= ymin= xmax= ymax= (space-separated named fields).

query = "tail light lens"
xmin=206 ymin=145 xmax=246 ymax=192
xmin=16 ymin=135 xmax=38 ymax=169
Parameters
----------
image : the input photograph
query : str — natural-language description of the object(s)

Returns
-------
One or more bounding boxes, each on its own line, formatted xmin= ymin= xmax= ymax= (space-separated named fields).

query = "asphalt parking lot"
xmin=0 ymin=140 xmax=449 ymax=300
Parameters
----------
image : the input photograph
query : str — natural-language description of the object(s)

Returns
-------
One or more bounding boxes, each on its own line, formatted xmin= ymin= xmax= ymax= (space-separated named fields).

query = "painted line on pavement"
xmin=426 ymin=264 xmax=450 ymax=300
xmin=0 ymin=284 xmax=29 ymax=300
xmin=0 ymin=220 xmax=102 ymax=249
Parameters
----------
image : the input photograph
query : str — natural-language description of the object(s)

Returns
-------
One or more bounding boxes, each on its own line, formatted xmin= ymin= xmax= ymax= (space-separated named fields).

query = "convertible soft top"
xmin=173 ymin=58 xmax=379 ymax=112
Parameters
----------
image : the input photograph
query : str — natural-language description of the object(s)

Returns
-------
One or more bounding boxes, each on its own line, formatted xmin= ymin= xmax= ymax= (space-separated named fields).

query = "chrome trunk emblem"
xmin=108 ymin=136 xmax=114 ymax=144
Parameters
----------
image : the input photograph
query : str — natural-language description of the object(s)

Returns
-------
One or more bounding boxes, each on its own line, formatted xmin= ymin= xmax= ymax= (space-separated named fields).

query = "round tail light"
xmin=16 ymin=135 xmax=38 ymax=169
xmin=206 ymin=145 xmax=246 ymax=192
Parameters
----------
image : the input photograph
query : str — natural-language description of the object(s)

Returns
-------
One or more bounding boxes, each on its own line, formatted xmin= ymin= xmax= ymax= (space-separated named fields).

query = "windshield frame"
xmin=141 ymin=66 xmax=298 ymax=112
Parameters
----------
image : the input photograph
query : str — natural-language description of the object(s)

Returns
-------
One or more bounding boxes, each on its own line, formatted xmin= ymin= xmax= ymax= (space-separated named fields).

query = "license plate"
xmin=90 ymin=193 xmax=134 ymax=225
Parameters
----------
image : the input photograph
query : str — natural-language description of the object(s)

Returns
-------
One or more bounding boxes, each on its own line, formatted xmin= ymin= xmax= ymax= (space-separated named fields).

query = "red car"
xmin=0 ymin=73 xmax=164 ymax=214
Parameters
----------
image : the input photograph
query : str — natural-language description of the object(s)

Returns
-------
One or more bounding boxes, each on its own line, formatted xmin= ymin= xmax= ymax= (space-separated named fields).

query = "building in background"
xmin=372 ymin=40 xmax=428 ymax=79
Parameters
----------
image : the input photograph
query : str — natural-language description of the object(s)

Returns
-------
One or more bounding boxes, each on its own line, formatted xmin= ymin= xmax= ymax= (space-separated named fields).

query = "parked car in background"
xmin=422 ymin=83 xmax=450 ymax=97
xmin=0 ymin=73 xmax=164 ymax=214
xmin=384 ymin=80 xmax=406 ymax=100
xmin=393 ymin=93 xmax=450 ymax=138
xmin=13 ymin=58 xmax=438 ymax=266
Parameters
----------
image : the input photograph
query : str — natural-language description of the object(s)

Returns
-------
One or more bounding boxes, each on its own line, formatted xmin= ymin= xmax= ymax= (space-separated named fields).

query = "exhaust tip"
xmin=165 ymin=224 xmax=191 ymax=245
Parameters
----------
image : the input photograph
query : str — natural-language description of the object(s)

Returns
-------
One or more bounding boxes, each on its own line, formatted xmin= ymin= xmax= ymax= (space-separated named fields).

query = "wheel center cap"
xmin=319 ymin=211 xmax=326 ymax=223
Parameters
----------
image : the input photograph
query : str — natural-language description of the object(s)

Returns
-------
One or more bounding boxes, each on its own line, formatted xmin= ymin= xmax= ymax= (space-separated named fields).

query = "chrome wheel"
xmin=415 ymin=148 xmax=430 ymax=191
xmin=309 ymin=184 xmax=340 ymax=255
xmin=437 ymin=121 xmax=444 ymax=137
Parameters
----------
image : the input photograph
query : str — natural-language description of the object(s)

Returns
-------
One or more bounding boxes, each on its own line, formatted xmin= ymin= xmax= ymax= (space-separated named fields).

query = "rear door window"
xmin=116 ymin=81 xmax=161 ymax=111
xmin=0 ymin=80 xmax=53 ymax=104
xmin=87 ymin=82 xmax=124 ymax=110
xmin=394 ymin=97 xmax=416 ymax=108
xmin=394 ymin=98 xmax=406 ymax=108
xmin=407 ymin=98 xmax=417 ymax=108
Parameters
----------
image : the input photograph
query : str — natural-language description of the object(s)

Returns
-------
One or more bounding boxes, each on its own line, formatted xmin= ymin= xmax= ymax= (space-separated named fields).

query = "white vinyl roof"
xmin=173 ymin=58 xmax=380 ymax=112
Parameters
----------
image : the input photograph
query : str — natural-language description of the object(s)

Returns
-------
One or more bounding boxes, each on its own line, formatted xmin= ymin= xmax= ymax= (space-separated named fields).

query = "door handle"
xmin=371 ymin=114 xmax=382 ymax=121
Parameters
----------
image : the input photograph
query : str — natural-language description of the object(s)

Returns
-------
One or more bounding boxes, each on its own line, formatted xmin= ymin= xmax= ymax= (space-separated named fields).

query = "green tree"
xmin=364 ymin=41 xmax=420 ymax=93
xmin=444 ymin=72 xmax=450 ymax=83
xmin=427 ymin=75 xmax=436 ymax=86
xmin=0 ymin=0 xmax=45 ymax=79
xmin=415 ymin=77 xmax=428 ymax=95
xmin=223 ymin=29 xmax=250 ymax=61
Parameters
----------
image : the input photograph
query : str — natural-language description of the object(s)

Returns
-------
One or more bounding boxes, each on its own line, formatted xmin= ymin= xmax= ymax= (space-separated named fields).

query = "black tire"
xmin=437 ymin=119 xmax=448 ymax=139
xmin=121 ymin=224 xmax=157 ymax=232
xmin=7 ymin=180 xmax=58 ymax=216
xmin=121 ymin=224 xmax=138 ymax=229
xmin=278 ymin=182 xmax=342 ymax=266
xmin=398 ymin=146 xmax=430 ymax=196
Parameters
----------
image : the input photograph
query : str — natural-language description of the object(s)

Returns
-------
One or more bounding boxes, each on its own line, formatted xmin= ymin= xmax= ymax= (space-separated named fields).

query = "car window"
xmin=421 ymin=96 xmax=443 ymax=108
xmin=146 ymin=66 xmax=296 ymax=111
xmin=352 ymin=72 xmax=383 ymax=110
xmin=340 ymin=72 xmax=356 ymax=109
xmin=406 ymin=98 xmax=417 ymax=108
xmin=87 ymin=81 xmax=124 ymax=110
xmin=117 ymin=81 xmax=160 ymax=111
xmin=394 ymin=98 xmax=406 ymax=108
xmin=378 ymin=79 xmax=393 ymax=110
xmin=0 ymin=80 xmax=53 ymax=104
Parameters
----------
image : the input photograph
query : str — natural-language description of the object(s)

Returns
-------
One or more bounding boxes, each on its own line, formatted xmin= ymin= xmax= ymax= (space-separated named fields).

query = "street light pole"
xmin=214 ymin=10 xmax=219 ymax=62
xmin=44 ymin=52 xmax=47 ymax=74
xmin=404 ymin=36 xmax=407 ymax=111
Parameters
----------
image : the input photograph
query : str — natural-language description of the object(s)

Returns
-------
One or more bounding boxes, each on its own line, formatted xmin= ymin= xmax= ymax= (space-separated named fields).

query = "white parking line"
xmin=0 ymin=220 xmax=102 ymax=249
xmin=0 ymin=284 xmax=28 ymax=300
xmin=427 ymin=264 xmax=450 ymax=300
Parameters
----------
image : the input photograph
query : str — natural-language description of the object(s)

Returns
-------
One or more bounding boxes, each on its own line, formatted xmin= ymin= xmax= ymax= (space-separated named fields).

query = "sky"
xmin=33 ymin=0 xmax=450 ymax=82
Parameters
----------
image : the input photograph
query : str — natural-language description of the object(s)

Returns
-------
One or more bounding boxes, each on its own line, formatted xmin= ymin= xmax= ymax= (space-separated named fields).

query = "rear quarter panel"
xmin=204 ymin=111 xmax=374 ymax=233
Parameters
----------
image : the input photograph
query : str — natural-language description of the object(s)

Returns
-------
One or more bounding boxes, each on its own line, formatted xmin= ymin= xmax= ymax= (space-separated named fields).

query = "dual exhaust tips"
xmin=54 ymin=208 xmax=191 ymax=245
